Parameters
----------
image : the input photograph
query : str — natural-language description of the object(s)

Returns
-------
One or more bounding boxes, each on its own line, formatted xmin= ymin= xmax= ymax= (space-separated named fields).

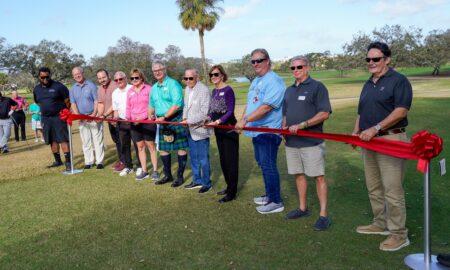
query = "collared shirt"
xmin=29 ymin=103 xmax=41 ymax=121
xmin=150 ymin=76 xmax=183 ymax=116
xmin=69 ymin=80 xmax=98 ymax=115
xmin=244 ymin=70 xmax=285 ymax=137
xmin=126 ymin=84 xmax=151 ymax=120
xmin=97 ymin=80 xmax=117 ymax=118
xmin=33 ymin=80 xmax=69 ymax=117
xmin=283 ymin=76 xmax=332 ymax=148
xmin=11 ymin=96 xmax=28 ymax=111
xmin=358 ymin=68 xmax=412 ymax=130
xmin=112 ymin=84 xmax=132 ymax=120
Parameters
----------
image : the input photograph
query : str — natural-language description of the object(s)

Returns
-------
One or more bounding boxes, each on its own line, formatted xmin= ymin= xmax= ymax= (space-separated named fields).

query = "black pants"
xmin=118 ymin=121 xmax=140 ymax=169
xmin=108 ymin=122 xmax=122 ymax=161
xmin=215 ymin=130 xmax=239 ymax=197
xmin=12 ymin=110 xmax=26 ymax=141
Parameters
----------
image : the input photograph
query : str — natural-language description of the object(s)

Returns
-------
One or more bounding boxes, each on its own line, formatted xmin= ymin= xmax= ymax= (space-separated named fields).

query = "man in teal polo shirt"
xmin=149 ymin=61 xmax=188 ymax=187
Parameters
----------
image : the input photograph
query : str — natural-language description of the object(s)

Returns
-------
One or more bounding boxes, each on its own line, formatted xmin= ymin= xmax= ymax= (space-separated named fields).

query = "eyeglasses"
xmin=152 ymin=68 xmax=164 ymax=73
xmin=39 ymin=76 xmax=50 ymax=80
xmin=114 ymin=77 xmax=125 ymax=82
xmin=130 ymin=77 xmax=141 ymax=81
xmin=290 ymin=65 xmax=306 ymax=71
xmin=365 ymin=57 xmax=385 ymax=63
xmin=209 ymin=72 xmax=221 ymax=78
xmin=183 ymin=77 xmax=195 ymax=81
xmin=250 ymin=58 xmax=266 ymax=65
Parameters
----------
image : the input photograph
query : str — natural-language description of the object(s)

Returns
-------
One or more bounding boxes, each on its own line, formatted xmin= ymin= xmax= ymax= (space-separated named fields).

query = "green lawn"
xmin=0 ymin=97 xmax=449 ymax=269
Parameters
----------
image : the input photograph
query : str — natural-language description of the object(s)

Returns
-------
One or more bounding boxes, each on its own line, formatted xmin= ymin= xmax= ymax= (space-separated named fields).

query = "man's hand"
xmin=359 ymin=127 xmax=378 ymax=142
xmin=235 ymin=118 xmax=247 ymax=134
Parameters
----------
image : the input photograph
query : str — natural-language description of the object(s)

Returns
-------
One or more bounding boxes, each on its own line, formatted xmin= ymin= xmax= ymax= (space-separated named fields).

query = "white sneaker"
xmin=256 ymin=202 xmax=285 ymax=214
xmin=119 ymin=168 xmax=134 ymax=177
xmin=40 ymin=138 xmax=45 ymax=142
xmin=136 ymin=167 xmax=143 ymax=176
xmin=34 ymin=138 xmax=39 ymax=142
xmin=253 ymin=195 xmax=269 ymax=205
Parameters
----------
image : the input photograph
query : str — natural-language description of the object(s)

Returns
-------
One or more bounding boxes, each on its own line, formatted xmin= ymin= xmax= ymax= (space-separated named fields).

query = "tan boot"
xmin=356 ymin=224 xmax=389 ymax=235
xmin=379 ymin=235 xmax=410 ymax=251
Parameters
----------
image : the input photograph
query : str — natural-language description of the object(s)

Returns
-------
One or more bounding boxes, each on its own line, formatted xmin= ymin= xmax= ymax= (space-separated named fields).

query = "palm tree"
xmin=176 ymin=0 xmax=223 ymax=84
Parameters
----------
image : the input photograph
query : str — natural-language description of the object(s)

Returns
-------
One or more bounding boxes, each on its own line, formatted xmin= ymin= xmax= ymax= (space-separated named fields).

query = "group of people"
xmin=28 ymin=41 xmax=412 ymax=252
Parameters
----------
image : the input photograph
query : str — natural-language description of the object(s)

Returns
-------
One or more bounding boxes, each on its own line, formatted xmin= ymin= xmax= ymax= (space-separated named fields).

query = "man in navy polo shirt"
xmin=70 ymin=67 xmax=105 ymax=170
xmin=352 ymin=41 xmax=412 ymax=251
xmin=33 ymin=66 xmax=71 ymax=171
xmin=282 ymin=55 xmax=332 ymax=231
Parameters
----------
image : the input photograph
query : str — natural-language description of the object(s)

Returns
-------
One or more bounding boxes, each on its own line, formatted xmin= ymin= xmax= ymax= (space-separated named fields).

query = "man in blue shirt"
xmin=236 ymin=48 xmax=285 ymax=214
xmin=70 ymin=66 xmax=105 ymax=170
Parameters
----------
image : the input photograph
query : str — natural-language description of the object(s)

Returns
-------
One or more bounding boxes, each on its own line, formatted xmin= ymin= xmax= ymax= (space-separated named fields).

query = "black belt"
xmin=376 ymin=127 xmax=405 ymax=137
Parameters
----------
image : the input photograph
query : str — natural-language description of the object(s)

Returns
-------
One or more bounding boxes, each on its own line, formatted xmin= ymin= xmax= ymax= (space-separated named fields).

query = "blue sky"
xmin=1 ymin=0 xmax=449 ymax=63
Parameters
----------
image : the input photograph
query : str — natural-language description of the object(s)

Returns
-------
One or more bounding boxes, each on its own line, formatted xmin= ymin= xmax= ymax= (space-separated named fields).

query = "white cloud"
xmin=224 ymin=0 xmax=263 ymax=19
xmin=371 ymin=0 xmax=447 ymax=16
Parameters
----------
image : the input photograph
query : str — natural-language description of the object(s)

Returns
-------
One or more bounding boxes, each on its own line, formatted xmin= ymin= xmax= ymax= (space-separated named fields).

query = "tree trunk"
xmin=198 ymin=30 xmax=208 ymax=85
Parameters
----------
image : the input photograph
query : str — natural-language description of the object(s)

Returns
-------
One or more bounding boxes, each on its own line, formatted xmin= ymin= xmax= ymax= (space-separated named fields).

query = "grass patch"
xmin=0 ymin=97 xmax=449 ymax=269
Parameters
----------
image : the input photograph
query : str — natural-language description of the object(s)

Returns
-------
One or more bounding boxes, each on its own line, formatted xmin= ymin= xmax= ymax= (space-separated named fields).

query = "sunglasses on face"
xmin=183 ymin=77 xmax=195 ymax=81
xmin=130 ymin=77 xmax=141 ymax=81
xmin=290 ymin=65 xmax=306 ymax=71
xmin=114 ymin=77 xmax=125 ymax=82
xmin=39 ymin=76 xmax=50 ymax=80
xmin=209 ymin=72 xmax=221 ymax=78
xmin=365 ymin=57 xmax=385 ymax=63
xmin=250 ymin=58 xmax=266 ymax=65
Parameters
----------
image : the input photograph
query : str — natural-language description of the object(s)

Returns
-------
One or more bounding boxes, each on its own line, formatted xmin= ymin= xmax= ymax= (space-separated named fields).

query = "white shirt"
xmin=112 ymin=84 xmax=132 ymax=119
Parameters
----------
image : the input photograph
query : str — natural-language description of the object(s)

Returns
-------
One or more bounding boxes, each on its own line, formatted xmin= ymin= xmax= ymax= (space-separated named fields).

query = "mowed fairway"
xmin=0 ymin=69 xmax=449 ymax=269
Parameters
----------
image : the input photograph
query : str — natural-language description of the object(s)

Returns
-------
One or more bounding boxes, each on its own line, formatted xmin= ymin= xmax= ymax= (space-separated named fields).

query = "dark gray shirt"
xmin=283 ymin=77 xmax=332 ymax=148
xmin=358 ymin=68 xmax=412 ymax=131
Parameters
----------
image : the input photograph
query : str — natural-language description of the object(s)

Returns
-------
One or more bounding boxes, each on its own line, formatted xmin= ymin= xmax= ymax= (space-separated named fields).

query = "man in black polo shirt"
xmin=352 ymin=42 xmax=412 ymax=251
xmin=0 ymin=91 xmax=17 ymax=153
xmin=282 ymin=55 xmax=332 ymax=231
xmin=33 ymin=67 xmax=71 ymax=171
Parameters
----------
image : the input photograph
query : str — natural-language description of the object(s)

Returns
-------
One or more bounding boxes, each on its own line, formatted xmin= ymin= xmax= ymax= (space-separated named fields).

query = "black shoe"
xmin=216 ymin=189 xmax=227 ymax=195
xmin=219 ymin=195 xmax=235 ymax=203
xmin=65 ymin=162 xmax=71 ymax=172
xmin=171 ymin=177 xmax=184 ymax=187
xmin=2 ymin=149 xmax=9 ymax=154
xmin=21 ymin=138 xmax=26 ymax=141
xmin=437 ymin=254 xmax=450 ymax=267
xmin=84 ymin=164 xmax=93 ymax=169
xmin=199 ymin=186 xmax=212 ymax=193
xmin=155 ymin=175 xmax=173 ymax=185
xmin=96 ymin=164 xmax=104 ymax=169
xmin=314 ymin=216 xmax=331 ymax=231
xmin=47 ymin=161 xmax=63 ymax=168
xmin=184 ymin=182 xmax=202 ymax=189
xmin=285 ymin=208 xmax=311 ymax=220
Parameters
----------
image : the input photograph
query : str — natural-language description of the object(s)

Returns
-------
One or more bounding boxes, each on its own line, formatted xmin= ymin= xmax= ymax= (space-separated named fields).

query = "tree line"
xmin=0 ymin=24 xmax=449 ymax=91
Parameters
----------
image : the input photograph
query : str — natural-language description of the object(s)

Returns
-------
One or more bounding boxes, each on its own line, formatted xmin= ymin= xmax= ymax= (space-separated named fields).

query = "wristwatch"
xmin=374 ymin=123 xmax=382 ymax=132
xmin=243 ymin=115 xmax=249 ymax=122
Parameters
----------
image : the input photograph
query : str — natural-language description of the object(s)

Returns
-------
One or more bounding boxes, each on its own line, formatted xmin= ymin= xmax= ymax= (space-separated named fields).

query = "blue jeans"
xmin=0 ymin=119 xmax=12 ymax=149
xmin=187 ymin=135 xmax=211 ymax=188
xmin=252 ymin=133 xmax=282 ymax=204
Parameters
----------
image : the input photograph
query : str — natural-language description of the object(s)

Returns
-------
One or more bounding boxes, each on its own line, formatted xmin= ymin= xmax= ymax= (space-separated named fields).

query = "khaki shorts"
xmin=285 ymin=143 xmax=326 ymax=177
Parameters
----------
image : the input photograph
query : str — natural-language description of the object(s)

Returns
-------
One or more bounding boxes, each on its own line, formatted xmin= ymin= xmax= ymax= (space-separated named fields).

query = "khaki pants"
xmin=79 ymin=120 xmax=104 ymax=165
xmin=361 ymin=133 xmax=408 ymax=238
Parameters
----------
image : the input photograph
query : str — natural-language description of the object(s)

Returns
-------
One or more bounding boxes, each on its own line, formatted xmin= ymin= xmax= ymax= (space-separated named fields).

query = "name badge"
xmin=164 ymin=87 xmax=168 ymax=90
xmin=298 ymin=96 xmax=306 ymax=101
xmin=219 ymin=92 xmax=225 ymax=96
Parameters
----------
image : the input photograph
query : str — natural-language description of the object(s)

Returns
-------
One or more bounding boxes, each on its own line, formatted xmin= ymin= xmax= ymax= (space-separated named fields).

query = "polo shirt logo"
xmin=49 ymin=89 xmax=55 ymax=92
xmin=380 ymin=86 xmax=385 ymax=91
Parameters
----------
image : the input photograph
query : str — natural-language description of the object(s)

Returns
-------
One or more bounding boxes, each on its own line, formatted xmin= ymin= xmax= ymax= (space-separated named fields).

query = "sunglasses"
xmin=250 ymin=58 xmax=266 ymax=65
xmin=183 ymin=77 xmax=195 ymax=81
xmin=365 ymin=57 xmax=385 ymax=63
xmin=209 ymin=72 xmax=221 ymax=78
xmin=290 ymin=65 xmax=306 ymax=71
xmin=130 ymin=76 xmax=141 ymax=81
xmin=114 ymin=77 xmax=125 ymax=82
xmin=39 ymin=76 xmax=50 ymax=80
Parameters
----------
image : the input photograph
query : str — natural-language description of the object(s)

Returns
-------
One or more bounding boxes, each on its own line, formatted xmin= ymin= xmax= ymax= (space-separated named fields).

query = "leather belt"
xmin=377 ymin=127 xmax=405 ymax=137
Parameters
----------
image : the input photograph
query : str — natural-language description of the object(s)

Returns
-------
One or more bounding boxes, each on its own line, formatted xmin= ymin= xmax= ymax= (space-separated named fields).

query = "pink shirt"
xmin=126 ymin=84 xmax=151 ymax=120
xmin=12 ymin=96 xmax=28 ymax=111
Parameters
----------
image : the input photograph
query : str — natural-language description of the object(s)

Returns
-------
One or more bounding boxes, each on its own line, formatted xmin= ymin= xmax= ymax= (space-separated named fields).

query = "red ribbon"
xmin=59 ymin=109 xmax=443 ymax=173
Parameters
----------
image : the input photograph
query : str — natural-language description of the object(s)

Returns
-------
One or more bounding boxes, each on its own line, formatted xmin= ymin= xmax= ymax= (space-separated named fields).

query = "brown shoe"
xmin=112 ymin=160 xmax=121 ymax=168
xmin=379 ymin=235 xmax=410 ymax=251
xmin=356 ymin=224 xmax=390 ymax=235
xmin=114 ymin=162 xmax=126 ymax=172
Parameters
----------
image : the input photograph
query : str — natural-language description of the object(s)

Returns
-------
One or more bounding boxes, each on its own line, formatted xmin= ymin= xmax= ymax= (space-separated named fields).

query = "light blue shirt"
xmin=69 ymin=80 xmax=98 ymax=115
xmin=244 ymin=71 xmax=285 ymax=137
xmin=150 ymin=76 xmax=184 ymax=117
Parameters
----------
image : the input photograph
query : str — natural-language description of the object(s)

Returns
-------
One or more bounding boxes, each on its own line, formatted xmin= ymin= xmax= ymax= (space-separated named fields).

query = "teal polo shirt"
xmin=149 ymin=76 xmax=184 ymax=116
